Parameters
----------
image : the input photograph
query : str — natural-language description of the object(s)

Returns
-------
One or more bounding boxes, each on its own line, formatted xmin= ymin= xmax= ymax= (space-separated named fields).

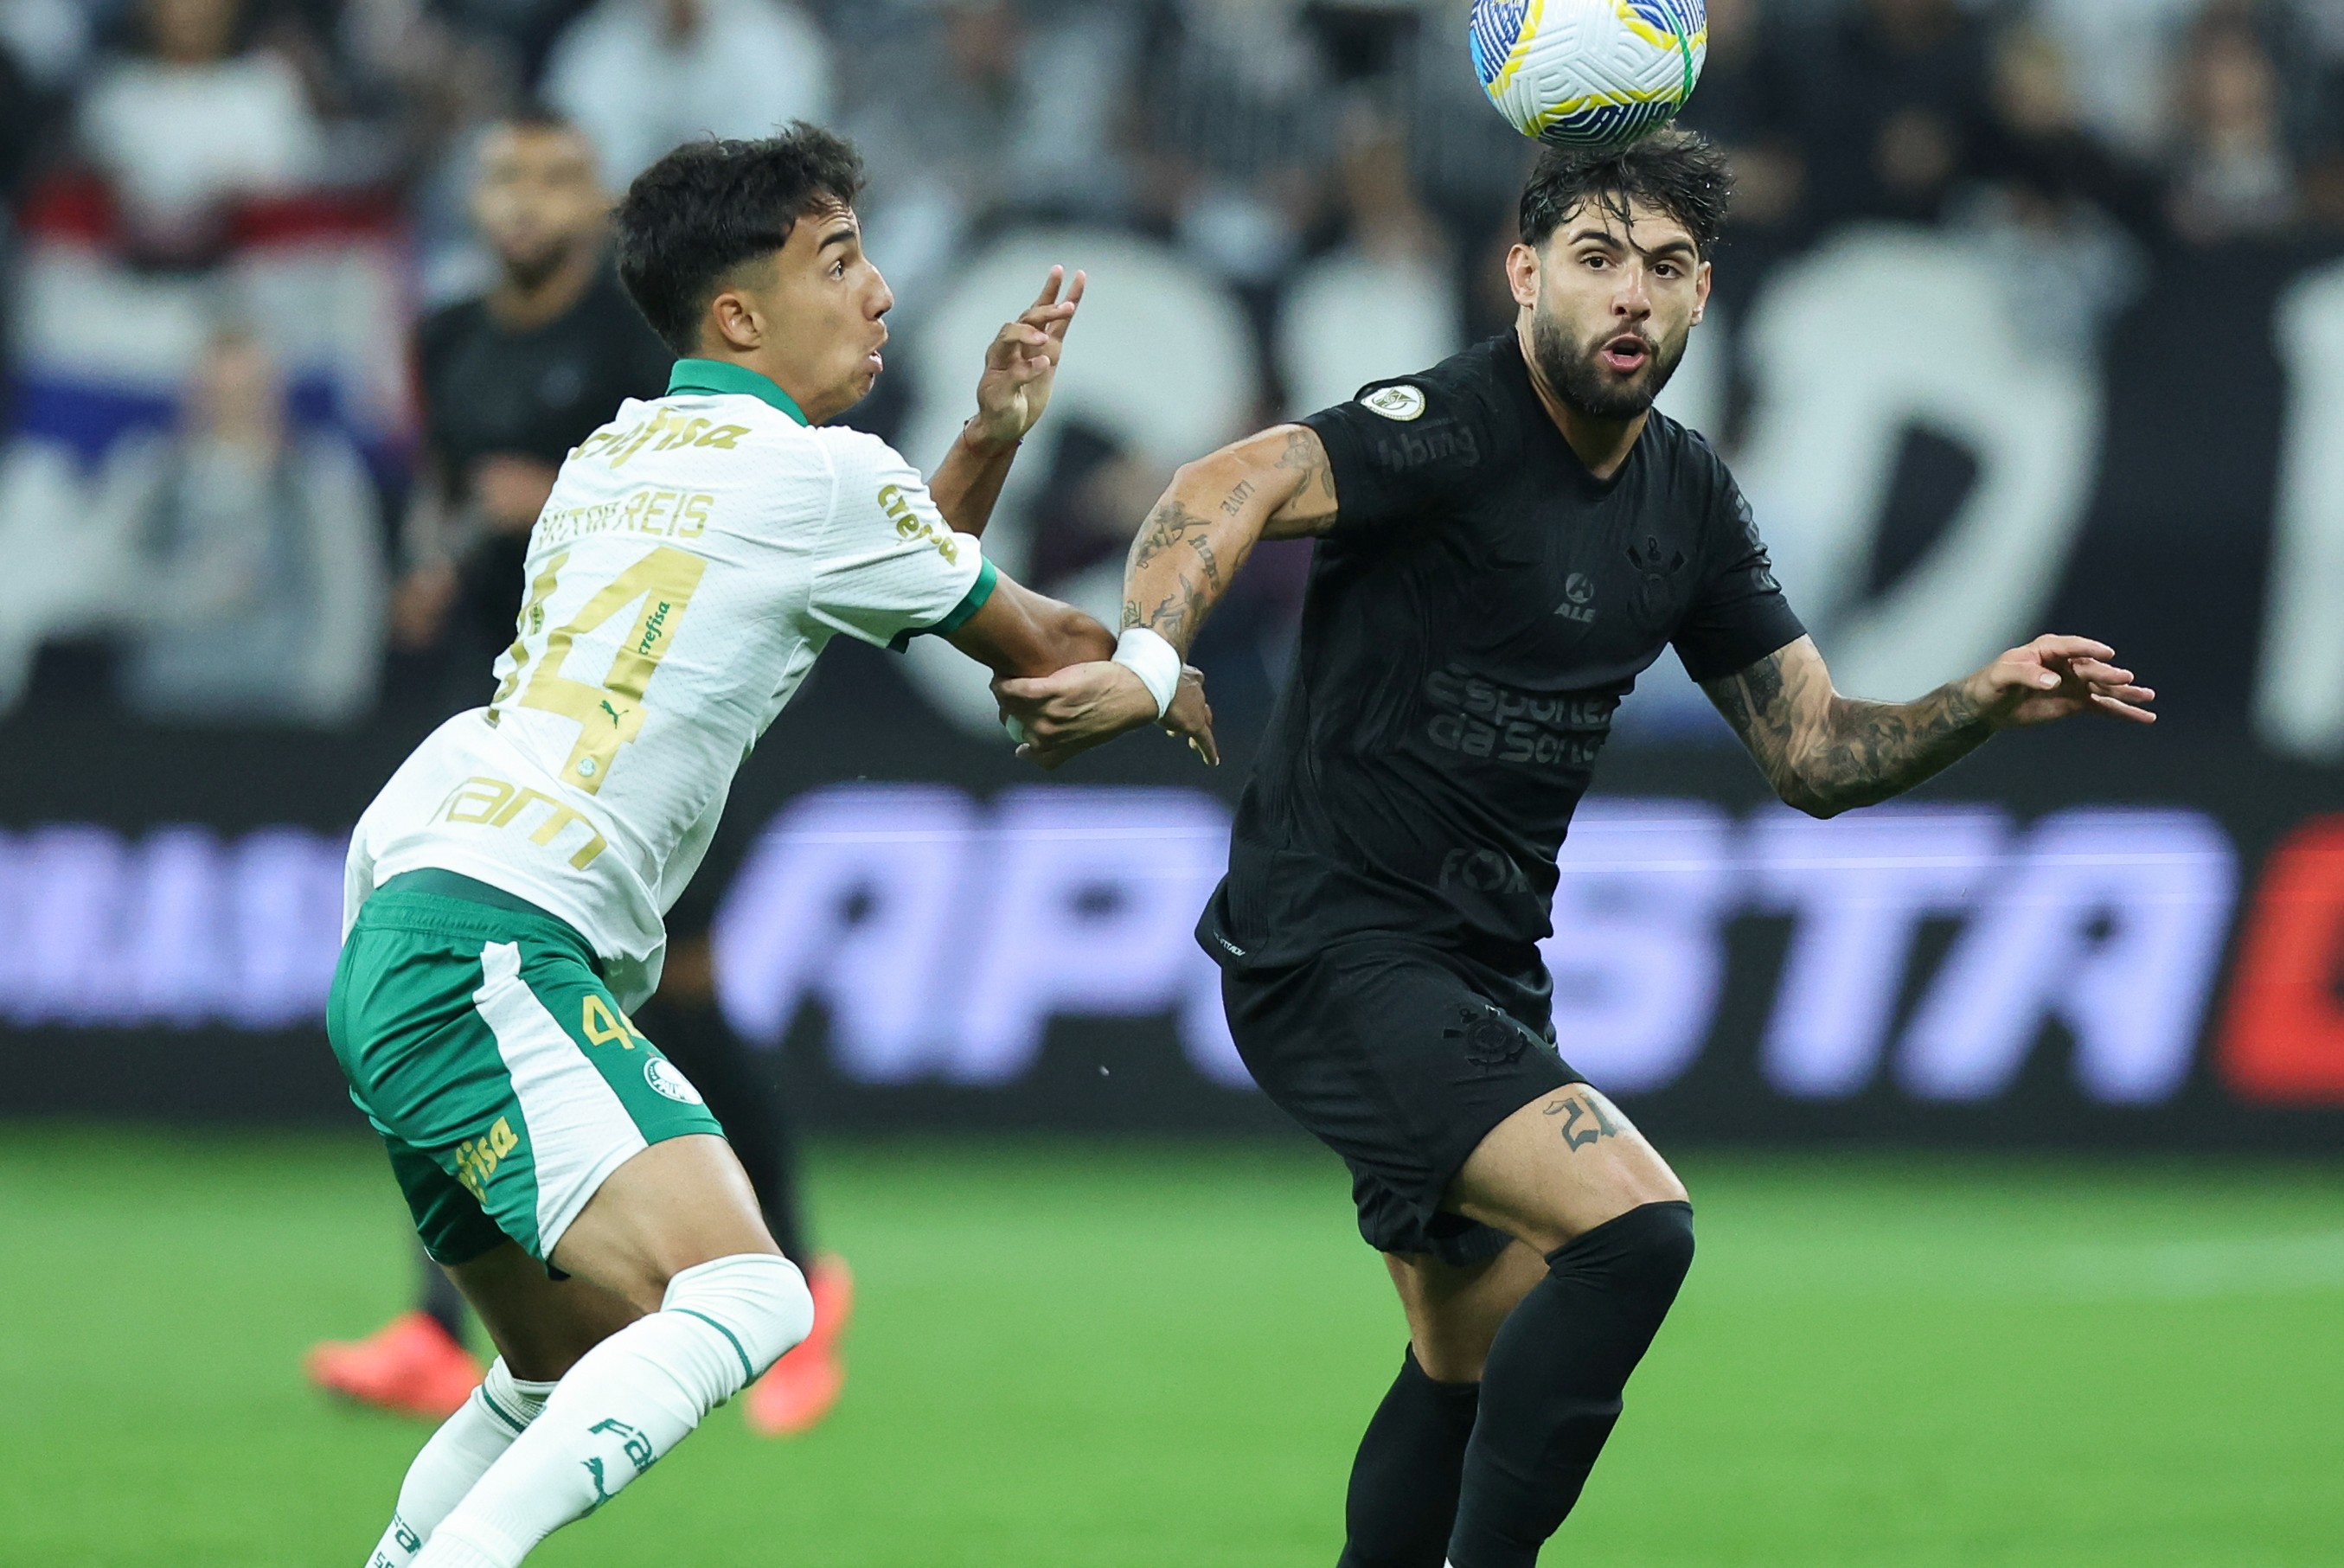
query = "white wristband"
xmin=1113 ymin=627 xmax=1182 ymax=720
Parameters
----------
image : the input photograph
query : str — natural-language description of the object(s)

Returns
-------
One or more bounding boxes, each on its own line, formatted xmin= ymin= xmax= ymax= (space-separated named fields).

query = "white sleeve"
xmin=808 ymin=431 xmax=994 ymax=651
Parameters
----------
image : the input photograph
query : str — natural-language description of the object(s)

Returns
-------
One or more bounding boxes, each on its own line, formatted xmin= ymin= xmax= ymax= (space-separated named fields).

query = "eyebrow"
xmin=816 ymin=223 xmax=858 ymax=253
xmin=1567 ymin=226 xmax=1697 ymax=263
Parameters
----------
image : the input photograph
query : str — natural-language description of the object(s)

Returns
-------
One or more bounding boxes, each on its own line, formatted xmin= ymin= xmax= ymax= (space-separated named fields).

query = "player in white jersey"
xmin=333 ymin=125 xmax=1213 ymax=1568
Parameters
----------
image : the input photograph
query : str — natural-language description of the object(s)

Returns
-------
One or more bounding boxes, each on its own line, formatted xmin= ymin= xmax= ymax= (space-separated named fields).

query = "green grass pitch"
xmin=3 ymin=1128 xmax=2341 ymax=1566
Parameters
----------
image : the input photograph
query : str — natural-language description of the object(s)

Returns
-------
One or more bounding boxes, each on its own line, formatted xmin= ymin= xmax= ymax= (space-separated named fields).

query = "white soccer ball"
xmin=1470 ymin=0 xmax=1708 ymax=149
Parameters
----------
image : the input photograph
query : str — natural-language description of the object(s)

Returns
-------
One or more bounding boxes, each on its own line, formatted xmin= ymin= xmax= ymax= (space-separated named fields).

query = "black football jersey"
xmin=1204 ymin=331 xmax=1805 ymax=979
xmin=414 ymin=260 xmax=672 ymax=485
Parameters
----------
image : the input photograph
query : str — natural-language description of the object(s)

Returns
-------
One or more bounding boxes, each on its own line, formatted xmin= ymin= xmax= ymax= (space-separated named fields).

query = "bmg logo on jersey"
xmin=1365 ymin=419 xmax=1480 ymax=475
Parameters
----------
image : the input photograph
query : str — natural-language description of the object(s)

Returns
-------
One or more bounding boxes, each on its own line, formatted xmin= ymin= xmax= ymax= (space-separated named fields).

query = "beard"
xmin=1529 ymin=309 xmax=1688 ymax=422
xmin=497 ymin=238 xmax=577 ymax=293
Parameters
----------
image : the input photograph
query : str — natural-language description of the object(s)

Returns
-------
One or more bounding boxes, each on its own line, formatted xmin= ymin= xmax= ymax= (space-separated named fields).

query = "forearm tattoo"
xmin=1121 ymin=429 xmax=1334 ymax=650
xmin=1120 ymin=488 xmax=1258 ymax=651
xmin=1704 ymin=648 xmax=1992 ymax=816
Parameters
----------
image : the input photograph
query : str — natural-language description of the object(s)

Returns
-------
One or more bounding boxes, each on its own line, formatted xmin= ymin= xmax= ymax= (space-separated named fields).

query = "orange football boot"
xmin=743 ymin=1253 xmax=854 ymax=1437
xmin=307 ymin=1310 xmax=482 ymax=1420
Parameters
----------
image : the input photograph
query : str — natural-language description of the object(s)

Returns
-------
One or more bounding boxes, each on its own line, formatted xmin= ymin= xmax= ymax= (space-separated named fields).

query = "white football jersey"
xmin=348 ymin=359 xmax=993 ymax=1006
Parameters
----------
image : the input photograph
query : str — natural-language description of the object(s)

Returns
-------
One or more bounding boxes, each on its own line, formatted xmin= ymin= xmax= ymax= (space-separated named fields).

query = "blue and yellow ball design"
xmin=1472 ymin=0 xmax=1708 ymax=148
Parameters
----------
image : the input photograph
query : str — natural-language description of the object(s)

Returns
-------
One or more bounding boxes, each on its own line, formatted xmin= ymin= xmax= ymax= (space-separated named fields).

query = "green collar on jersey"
xmin=665 ymin=359 xmax=810 ymax=426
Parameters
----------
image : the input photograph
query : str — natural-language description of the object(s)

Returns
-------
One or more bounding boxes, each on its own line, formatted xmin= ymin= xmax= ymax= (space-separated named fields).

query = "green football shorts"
xmin=327 ymin=868 xmax=725 ymax=1266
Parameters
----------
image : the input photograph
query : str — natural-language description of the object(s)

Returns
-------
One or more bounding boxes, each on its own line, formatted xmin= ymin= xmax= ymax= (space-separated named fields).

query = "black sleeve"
xmin=1299 ymin=374 xmax=1502 ymax=537
xmin=1672 ymin=446 xmax=1807 ymax=683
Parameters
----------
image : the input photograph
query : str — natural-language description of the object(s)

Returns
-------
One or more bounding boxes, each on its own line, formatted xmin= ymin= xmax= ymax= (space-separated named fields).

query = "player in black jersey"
xmin=998 ymin=130 xmax=2155 ymax=1568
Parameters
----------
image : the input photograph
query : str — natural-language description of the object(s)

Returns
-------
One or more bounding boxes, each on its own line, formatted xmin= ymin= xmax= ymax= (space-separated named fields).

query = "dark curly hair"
xmin=614 ymin=123 xmax=868 ymax=355
xmin=1518 ymin=129 xmax=1733 ymax=257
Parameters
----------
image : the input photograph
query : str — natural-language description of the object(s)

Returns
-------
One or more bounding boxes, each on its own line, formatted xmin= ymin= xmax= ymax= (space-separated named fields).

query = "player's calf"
xmin=1444 ymin=1201 xmax=1694 ymax=1568
xmin=408 ymin=1251 xmax=812 ymax=1568
xmin=1431 ymin=1090 xmax=1696 ymax=1568
xmin=400 ymin=1139 xmax=811 ymax=1566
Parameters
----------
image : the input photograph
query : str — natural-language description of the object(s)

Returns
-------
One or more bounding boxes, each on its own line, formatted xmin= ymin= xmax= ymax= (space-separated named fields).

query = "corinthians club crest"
xmin=1625 ymin=533 xmax=1687 ymax=628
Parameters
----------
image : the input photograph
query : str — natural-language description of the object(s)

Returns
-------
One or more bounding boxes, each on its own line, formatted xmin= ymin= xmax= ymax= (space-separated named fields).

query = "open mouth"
xmin=1599 ymin=335 xmax=1652 ymax=374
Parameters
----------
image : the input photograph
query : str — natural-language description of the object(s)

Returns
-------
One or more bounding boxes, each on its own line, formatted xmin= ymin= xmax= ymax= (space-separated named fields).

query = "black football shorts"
xmin=1217 ymin=938 xmax=1582 ymax=1264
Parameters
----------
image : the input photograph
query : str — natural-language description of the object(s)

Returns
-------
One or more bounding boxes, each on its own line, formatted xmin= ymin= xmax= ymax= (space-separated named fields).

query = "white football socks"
xmin=364 ymin=1359 xmax=557 ymax=1568
xmin=408 ymin=1254 xmax=811 ymax=1568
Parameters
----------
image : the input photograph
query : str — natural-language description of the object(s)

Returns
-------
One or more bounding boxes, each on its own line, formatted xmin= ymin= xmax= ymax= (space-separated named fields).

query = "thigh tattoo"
xmin=1542 ymin=1089 xmax=1624 ymax=1152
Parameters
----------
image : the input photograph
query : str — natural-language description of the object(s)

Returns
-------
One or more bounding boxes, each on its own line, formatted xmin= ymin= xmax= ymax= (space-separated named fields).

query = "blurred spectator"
xmin=1138 ymin=0 xmax=1337 ymax=286
xmin=1678 ymin=0 xmax=1807 ymax=239
xmin=838 ymin=0 xmax=1136 ymax=316
xmin=1399 ymin=0 xmax=1533 ymax=230
xmin=0 ymin=18 xmax=48 ymax=374
xmin=1786 ymin=0 xmax=1998 ymax=226
xmin=334 ymin=0 xmax=528 ymax=299
xmin=1278 ymin=102 xmax=1458 ymax=415
xmin=2167 ymin=7 xmax=2298 ymax=242
xmin=430 ymin=0 xmax=597 ymax=81
xmin=1980 ymin=19 xmax=2165 ymax=245
xmin=107 ymin=329 xmax=386 ymax=724
xmin=0 ymin=0 xmax=92 ymax=89
xmin=77 ymin=0 xmax=328 ymax=258
xmin=542 ymin=0 xmax=834 ymax=191
xmin=2029 ymin=0 xmax=2207 ymax=162
xmin=394 ymin=107 xmax=670 ymax=701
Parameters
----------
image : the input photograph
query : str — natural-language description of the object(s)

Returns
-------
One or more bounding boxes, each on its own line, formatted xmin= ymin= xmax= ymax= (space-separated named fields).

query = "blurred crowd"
xmin=0 ymin=0 xmax=2335 ymax=728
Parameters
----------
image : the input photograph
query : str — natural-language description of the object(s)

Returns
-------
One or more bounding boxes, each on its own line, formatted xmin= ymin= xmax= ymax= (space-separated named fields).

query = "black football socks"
xmin=1444 ymin=1200 xmax=1696 ymax=1568
xmin=1336 ymin=1346 xmax=1482 ymax=1567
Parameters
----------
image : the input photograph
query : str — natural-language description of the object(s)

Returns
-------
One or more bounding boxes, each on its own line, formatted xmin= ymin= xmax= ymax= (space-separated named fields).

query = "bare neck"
xmin=1515 ymin=317 xmax=1647 ymax=482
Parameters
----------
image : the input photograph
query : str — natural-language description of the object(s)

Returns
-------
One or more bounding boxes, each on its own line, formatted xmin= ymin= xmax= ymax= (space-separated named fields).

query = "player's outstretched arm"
xmin=948 ymin=570 xmax=1220 ymax=761
xmin=1701 ymin=633 xmax=2157 ymax=819
xmin=928 ymin=266 xmax=1085 ymax=538
xmin=945 ymin=571 xmax=1117 ymax=679
xmin=994 ymin=424 xmax=1338 ymax=768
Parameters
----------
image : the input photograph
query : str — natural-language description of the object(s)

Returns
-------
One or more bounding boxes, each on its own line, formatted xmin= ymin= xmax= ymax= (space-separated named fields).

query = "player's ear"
xmin=1507 ymin=243 xmax=1540 ymax=310
xmin=1691 ymin=258 xmax=1713 ymax=325
xmin=708 ymin=288 xmax=760 ymax=352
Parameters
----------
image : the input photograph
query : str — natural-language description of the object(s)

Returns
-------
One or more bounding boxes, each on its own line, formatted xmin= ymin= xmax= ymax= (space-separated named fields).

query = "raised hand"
xmin=968 ymin=266 xmax=1086 ymax=451
xmin=995 ymin=659 xmax=1219 ymax=771
xmin=1966 ymin=635 xmax=2157 ymax=728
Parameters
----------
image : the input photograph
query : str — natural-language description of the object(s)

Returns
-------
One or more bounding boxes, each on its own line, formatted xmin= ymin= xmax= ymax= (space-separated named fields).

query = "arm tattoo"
xmin=1127 ymin=498 xmax=1214 ymax=576
xmin=1704 ymin=648 xmax=1992 ymax=816
xmin=1271 ymin=428 xmax=1340 ymax=519
xmin=1123 ymin=428 xmax=1321 ymax=651
xmin=1122 ymin=496 xmax=1247 ymax=650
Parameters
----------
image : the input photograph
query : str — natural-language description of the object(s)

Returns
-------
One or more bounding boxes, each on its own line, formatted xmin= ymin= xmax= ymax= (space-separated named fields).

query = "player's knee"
xmin=662 ymin=1251 xmax=814 ymax=1379
xmin=1547 ymin=1200 xmax=1695 ymax=1301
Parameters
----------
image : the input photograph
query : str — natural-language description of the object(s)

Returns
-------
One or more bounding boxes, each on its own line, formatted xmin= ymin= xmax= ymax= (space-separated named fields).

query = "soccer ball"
xmin=1470 ymin=0 xmax=1708 ymax=148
